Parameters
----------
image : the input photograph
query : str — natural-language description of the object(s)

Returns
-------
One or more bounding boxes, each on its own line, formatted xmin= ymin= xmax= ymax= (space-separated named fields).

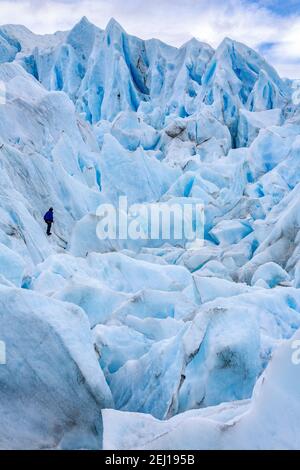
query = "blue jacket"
xmin=44 ymin=210 xmax=53 ymax=223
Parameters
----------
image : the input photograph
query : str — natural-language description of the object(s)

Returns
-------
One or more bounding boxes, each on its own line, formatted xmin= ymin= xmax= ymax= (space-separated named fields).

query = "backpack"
xmin=44 ymin=211 xmax=52 ymax=223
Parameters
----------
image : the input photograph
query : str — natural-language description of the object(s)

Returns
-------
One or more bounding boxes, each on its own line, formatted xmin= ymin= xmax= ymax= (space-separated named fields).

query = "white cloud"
xmin=0 ymin=0 xmax=299 ymax=77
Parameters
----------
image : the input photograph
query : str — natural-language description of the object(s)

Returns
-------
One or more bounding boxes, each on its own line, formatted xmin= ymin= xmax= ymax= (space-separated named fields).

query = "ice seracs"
xmin=103 ymin=329 xmax=300 ymax=450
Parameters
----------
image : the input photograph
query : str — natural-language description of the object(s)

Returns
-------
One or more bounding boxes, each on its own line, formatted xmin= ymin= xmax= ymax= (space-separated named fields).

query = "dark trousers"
xmin=46 ymin=222 xmax=52 ymax=235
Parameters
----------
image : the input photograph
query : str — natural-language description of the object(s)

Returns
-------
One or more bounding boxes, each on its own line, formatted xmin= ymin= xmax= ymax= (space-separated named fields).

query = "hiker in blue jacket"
xmin=44 ymin=208 xmax=54 ymax=236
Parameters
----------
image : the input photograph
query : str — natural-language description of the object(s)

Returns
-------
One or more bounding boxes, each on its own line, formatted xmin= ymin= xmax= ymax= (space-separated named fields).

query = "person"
xmin=44 ymin=208 xmax=54 ymax=236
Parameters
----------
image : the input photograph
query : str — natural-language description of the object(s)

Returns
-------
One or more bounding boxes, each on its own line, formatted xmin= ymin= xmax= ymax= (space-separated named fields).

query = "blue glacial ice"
xmin=0 ymin=17 xmax=300 ymax=449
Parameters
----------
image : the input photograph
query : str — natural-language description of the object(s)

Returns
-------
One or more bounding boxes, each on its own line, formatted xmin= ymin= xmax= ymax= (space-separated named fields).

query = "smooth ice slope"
xmin=0 ymin=287 xmax=112 ymax=450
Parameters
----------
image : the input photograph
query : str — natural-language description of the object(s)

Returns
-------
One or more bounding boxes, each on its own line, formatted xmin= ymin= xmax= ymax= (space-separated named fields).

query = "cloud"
xmin=0 ymin=0 xmax=299 ymax=77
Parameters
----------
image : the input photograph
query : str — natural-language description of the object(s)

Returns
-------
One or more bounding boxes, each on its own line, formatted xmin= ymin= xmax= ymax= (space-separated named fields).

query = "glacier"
xmin=0 ymin=16 xmax=300 ymax=449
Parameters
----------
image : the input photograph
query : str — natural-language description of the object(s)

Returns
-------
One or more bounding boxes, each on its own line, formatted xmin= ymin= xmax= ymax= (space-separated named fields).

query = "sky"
xmin=0 ymin=0 xmax=300 ymax=78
